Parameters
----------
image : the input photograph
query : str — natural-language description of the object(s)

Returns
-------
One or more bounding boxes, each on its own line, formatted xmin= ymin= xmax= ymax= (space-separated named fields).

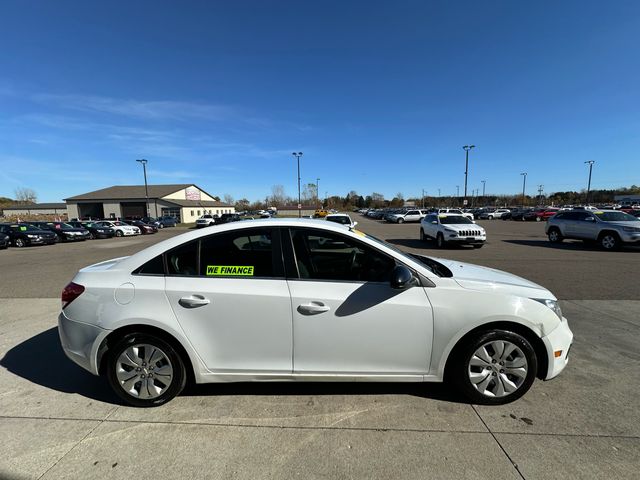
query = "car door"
xmin=164 ymin=227 xmax=293 ymax=373
xmin=405 ymin=210 xmax=420 ymax=222
xmin=286 ymin=227 xmax=433 ymax=375
xmin=573 ymin=212 xmax=598 ymax=239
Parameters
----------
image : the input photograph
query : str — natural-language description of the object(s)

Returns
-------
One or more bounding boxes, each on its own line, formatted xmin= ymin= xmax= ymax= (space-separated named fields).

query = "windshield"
xmin=57 ymin=223 xmax=74 ymax=230
xmin=595 ymin=211 xmax=638 ymax=222
xmin=440 ymin=216 xmax=473 ymax=225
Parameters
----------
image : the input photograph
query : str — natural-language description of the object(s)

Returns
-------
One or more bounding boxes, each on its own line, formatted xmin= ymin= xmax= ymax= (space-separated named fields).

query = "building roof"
xmin=165 ymin=199 xmax=233 ymax=208
xmin=3 ymin=202 xmax=67 ymax=210
xmin=64 ymin=184 xmax=195 ymax=201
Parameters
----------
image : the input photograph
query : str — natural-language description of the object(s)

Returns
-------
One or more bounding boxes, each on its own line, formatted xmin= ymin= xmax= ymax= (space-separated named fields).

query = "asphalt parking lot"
xmin=0 ymin=217 xmax=639 ymax=479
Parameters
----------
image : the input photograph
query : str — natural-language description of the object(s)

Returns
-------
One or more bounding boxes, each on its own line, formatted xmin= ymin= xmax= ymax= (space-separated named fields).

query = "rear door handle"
xmin=179 ymin=295 xmax=210 ymax=308
xmin=298 ymin=301 xmax=330 ymax=315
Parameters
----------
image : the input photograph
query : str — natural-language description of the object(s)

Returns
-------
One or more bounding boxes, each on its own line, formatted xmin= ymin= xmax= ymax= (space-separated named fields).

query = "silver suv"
xmin=545 ymin=209 xmax=640 ymax=250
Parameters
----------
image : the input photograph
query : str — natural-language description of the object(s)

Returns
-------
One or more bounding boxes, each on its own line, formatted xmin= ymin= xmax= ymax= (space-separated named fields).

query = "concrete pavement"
xmin=1 ymin=298 xmax=638 ymax=480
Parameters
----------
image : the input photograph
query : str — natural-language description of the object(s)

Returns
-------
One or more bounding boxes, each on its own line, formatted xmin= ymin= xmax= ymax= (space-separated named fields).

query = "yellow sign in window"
xmin=206 ymin=265 xmax=255 ymax=276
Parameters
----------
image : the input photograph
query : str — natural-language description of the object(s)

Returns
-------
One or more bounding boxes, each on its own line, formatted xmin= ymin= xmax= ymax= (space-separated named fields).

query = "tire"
xmin=89 ymin=232 xmax=96 ymax=240
xmin=599 ymin=232 xmax=620 ymax=251
xmin=106 ymin=333 xmax=187 ymax=407
xmin=115 ymin=230 xmax=124 ymax=237
xmin=397 ymin=218 xmax=404 ymax=224
xmin=420 ymin=228 xmax=427 ymax=242
xmin=14 ymin=238 xmax=26 ymax=248
xmin=488 ymin=215 xmax=494 ymax=220
xmin=547 ymin=228 xmax=563 ymax=243
xmin=449 ymin=329 xmax=537 ymax=405
xmin=436 ymin=232 xmax=445 ymax=248
xmin=536 ymin=216 xmax=542 ymax=222
xmin=159 ymin=224 xmax=164 ymax=229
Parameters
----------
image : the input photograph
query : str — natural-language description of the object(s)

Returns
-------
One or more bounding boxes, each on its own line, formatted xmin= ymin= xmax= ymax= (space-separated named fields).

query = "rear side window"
xmin=199 ymin=228 xmax=277 ymax=278
xmin=135 ymin=255 xmax=165 ymax=275
xmin=167 ymin=241 xmax=199 ymax=276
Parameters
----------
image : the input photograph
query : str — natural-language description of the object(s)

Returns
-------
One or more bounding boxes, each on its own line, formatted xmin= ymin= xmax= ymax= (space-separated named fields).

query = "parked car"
xmin=196 ymin=215 xmax=217 ymax=228
xmin=155 ymin=216 xmax=178 ymax=228
xmin=130 ymin=220 xmax=158 ymax=235
xmin=509 ymin=208 xmax=533 ymax=221
xmin=30 ymin=221 xmax=91 ymax=242
xmin=0 ymin=232 xmax=10 ymax=249
xmin=420 ymin=214 xmax=486 ymax=248
xmin=480 ymin=209 xmax=510 ymax=220
xmin=325 ymin=213 xmax=355 ymax=226
xmin=314 ymin=209 xmax=329 ymax=218
xmin=524 ymin=208 xmax=559 ymax=222
xmin=0 ymin=223 xmax=57 ymax=247
xmin=68 ymin=221 xmax=115 ymax=239
xmin=546 ymin=209 xmax=640 ymax=250
xmin=95 ymin=220 xmax=140 ymax=237
xmin=435 ymin=208 xmax=475 ymax=221
xmin=217 ymin=213 xmax=241 ymax=224
xmin=388 ymin=209 xmax=427 ymax=224
xmin=59 ymin=218 xmax=572 ymax=407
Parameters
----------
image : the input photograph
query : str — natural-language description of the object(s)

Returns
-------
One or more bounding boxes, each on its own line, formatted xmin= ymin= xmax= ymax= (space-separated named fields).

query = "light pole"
xmin=422 ymin=189 xmax=426 ymax=208
xmin=520 ymin=172 xmax=528 ymax=207
xmin=481 ymin=180 xmax=486 ymax=198
xmin=136 ymin=159 xmax=149 ymax=217
xmin=584 ymin=160 xmax=595 ymax=204
xmin=292 ymin=152 xmax=303 ymax=217
xmin=316 ymin=177 xmax=320 ymax=207
xmin=537 ymin=185 xmax=544 ymax=206
xmin=463 ymin=145 xmax=475 ymax=202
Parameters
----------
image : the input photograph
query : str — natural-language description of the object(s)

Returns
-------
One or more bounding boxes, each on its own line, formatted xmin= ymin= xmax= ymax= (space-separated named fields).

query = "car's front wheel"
xmin=450 ymin=330 xmax=537 ymax=405
xmin=14 ymin=238 xmax=26 ymax=248
xmin=106 ymin=333 xmax=187 ymax=407
xmin=599 ymin=232 xmax=620 ymax=250
xmin=436 ymin=232 xmax=445 ymax=248
xmin=397 ymin=218 xmax=404 ymax=224
xmin=115 ymin=230 xmax=124 ymax=237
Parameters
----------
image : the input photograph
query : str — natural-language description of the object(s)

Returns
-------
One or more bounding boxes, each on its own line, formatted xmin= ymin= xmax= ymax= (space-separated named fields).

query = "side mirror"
xmin=390 ymin=265 xmax=414 ymax=290
xmin=352 ymin=221 xmax=358 ymax=227
xmin=432 ymin=221 xmax=438 ymax=224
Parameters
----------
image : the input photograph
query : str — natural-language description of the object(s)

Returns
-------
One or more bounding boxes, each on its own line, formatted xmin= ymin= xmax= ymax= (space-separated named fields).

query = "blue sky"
xmin=1 ymin=0 xmax=638 ymax=202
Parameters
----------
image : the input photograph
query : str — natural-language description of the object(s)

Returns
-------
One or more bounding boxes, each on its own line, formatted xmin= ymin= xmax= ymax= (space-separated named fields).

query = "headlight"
xmin=27 ymin=234 xmax=38 ymax=238
xmin=533 ymin=298 xmax=563 ymax=319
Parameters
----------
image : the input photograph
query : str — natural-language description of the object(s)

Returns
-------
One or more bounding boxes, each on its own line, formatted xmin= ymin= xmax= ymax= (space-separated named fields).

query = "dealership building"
xmin=65 ymin=184 xmax=234 ymax=222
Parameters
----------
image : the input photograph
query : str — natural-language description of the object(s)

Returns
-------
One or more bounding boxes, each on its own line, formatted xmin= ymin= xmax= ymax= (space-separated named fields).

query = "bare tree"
xmin=14 ymin=187 xmax=37 ymax=204
xmin=270 ymin=185 xmax=286 ymax=206
xmin=223 ymin=194 xmax=234 ymax=205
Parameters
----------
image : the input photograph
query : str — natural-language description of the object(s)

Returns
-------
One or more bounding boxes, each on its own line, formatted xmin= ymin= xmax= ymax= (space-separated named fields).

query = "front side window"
xmin=290 ymin=228 xmax=395 ymax=282
xmin=200 ymin=228 xmax=277 ymax=278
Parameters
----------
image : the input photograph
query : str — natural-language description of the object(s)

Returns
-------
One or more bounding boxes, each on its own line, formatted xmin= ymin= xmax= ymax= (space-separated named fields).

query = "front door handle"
xmin=179 ymin=295 xmax=210 ymax=308
xmin=298 ymin=301 xmax=330 ymax=315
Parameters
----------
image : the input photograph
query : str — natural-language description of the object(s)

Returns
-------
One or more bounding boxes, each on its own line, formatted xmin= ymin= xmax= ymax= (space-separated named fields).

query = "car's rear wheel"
xmin=536 ymin=216 xmax=542 ymax=222
xmin=420 ymin=229 xmax=427 ymax=242
xmin=599 ymin=232 xmax=620 ymax=250
xmin=450 ymin=330 xmax=537 ymax=405
xmin=436 ymin=232 xmax=445 ymax=248
xmin=106 ymin=333 xmax=187 ymax=407
xmin=547 ymin=228 xmax=563 ymax=243
xmin=89 ymin=232 xmax=96 ymax=240
xmin=115 ymin=230 xmax=124 ymax=237
xmin=397 ymin=218 xmax=404 ymax=224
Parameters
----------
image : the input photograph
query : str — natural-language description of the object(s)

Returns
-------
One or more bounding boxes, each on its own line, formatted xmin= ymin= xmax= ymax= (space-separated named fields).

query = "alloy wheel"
xmin=601 ymin=234 xmax=617 ymax=250
xmin=468 ymin=340 xmax=528 ymax=398
xmin=115 ymin=344 xmax=174 ymax=400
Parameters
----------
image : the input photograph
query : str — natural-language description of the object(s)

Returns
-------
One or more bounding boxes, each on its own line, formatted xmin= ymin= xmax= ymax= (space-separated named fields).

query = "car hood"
xmin=432 ymin=258 xmax=554 ymax=299
xmin=441 ymin=223 xmax=484 ymax=231
xmin=600 ymin=221 xmax=640 ymax=229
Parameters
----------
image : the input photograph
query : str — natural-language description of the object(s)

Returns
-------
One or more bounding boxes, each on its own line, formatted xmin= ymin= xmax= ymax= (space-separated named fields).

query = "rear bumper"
xmin=58 ymin=312 xmax=110 ymax=375
xmin=542 ymin=317 xmax=573 ymax=380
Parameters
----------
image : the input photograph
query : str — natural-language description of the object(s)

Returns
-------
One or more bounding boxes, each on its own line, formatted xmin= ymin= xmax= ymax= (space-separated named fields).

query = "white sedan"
xmin=58 ymin=218 xmax=572 ymax=407
xmin=95 ymin=221 xmax=140 ymax=237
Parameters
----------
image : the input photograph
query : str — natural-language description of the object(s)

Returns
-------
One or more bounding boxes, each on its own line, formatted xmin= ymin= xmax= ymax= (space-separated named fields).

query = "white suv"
xmin=388 ymin=209 xmax=427 ymax=224
xmin=421 ymin=213 xmax=486 ymax=248
xmin=95 ymin=221 xmax=140 ymax=237
xmin=196 ymin=214 xmax=217 ymax=228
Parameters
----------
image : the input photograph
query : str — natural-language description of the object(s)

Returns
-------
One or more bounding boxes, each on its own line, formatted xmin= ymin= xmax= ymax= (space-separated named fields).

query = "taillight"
xmin=61 ymin=282 xmax=85 ymax=309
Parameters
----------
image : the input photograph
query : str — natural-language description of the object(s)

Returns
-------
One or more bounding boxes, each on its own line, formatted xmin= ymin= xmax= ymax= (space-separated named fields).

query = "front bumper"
xmin=541 ymin=317 xmax=573 ymax=380
xmin=620 ymin=232 xmax=640 ymax=244
xmin=446 ymin=234 xmax=486 ymax=245
xmin=58 ymin=312 xmax=110 ymax=375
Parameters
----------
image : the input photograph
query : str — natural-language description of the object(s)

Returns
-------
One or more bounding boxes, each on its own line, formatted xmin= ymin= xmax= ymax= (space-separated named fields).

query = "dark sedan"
xmin=129 ymin=220 xmax=158 ymax=234
xmin=30 ymin=221 xmax=91 ymax=242
xmin=68 ymin=221 xmax=115 ymax=239
xmin=0 ymin=223 xmax=57 ymax=247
